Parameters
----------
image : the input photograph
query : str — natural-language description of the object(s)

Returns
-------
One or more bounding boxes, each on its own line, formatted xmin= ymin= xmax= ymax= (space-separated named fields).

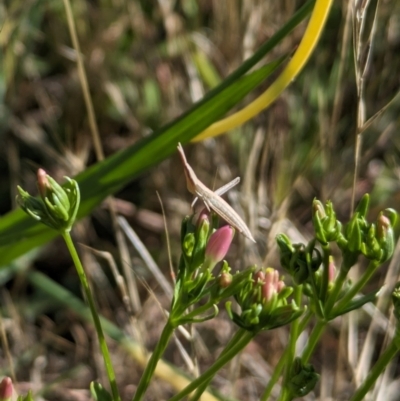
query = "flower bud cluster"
xmin=312 ymin=195 xmax=397 ymax=265
xmin=171 ymin=210 xmax=241 ymax=326
xmin=17 ymin=169 xmax=80 ymax=233
xmin=226 ymin=267 xmax=302 ymax=332
xmin=287 ymin=357 xmax=320 ymax=397
xmin=276 ymin=235 xmax=322 ymax=285
xmin=312 ymin=199 xmax=344 ymax=246
xmin=181 ymin=211 xmax=234 ymax=276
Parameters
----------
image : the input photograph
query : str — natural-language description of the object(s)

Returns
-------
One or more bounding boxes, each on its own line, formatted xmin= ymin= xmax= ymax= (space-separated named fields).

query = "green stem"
xmin=168 ymin=329 xmax=254 ymax=401
xmin=300 ymin=260 xmax=354 ymax=365
xmin=278 ymin=286 xmax=303 ymax=401
xmin=331 ymin=260 xmax=379 ymax=317
xmin=183 ymin=301 xmax=215 ymax=321
xmin=262 ymin=348 xmax=289 ymax=401
xmin=324 ymin=263 xmax=349 ymax=314
xmin=301 ymin=320 xmax=326 ymax=364
xmin=261 ymin=310 xmax=312 ymax=401
xmin=349 ymin=339 xmax=398 ymax=401
xmin=319 ymin=245 xmax=331 ymax=303
xmin=189 ymin=329 xmax=246 ymax=401
xmin=62 ymin=232 xmax=121 ymax=401
xmin=278 ymin=387 xmax=291 ymax=401
xmin=132 ymin=320 xmax=175 ymax=401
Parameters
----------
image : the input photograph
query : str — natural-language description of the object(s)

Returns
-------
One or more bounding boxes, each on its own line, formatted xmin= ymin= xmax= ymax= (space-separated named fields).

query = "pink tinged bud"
xmin=328 ymin=256 xmax=336 ymax=282
xmin=0 ymin=377 xmax=13 ymax=401
xmin=197 ymin=208 xmax=210 ymax=226
xmin=262 ymin=268 xmax=280 ymax=301
xmin=205 ymin=225 xmax=235 ymax=266
xmin=376 ymin=214 xmax=390 ymax=240
xmin=219 ymin=272 xmax=233 ymax=288
xmin=37 ymin=168 xmax=49 ymax=198
xmin=313 ymin=200 xmax=326 ymax=219
xmin=254 ymin=271 xmax=265 ymax=283
xmin=276 ymin=280 xmax=285 ymax=293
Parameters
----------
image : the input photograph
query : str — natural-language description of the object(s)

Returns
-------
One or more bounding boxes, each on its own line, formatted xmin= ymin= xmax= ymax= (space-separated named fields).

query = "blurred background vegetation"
xmin=1 ymin=0 xmax=400 ymax=399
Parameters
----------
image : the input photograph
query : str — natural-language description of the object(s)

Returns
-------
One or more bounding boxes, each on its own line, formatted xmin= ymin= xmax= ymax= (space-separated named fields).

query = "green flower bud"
xmin=17 ymin=170 xmax=80 ymax=232
xmin=287 ymin=357 xmax=320 ymax=397
xmin=190 ymin=212 xmax=211 ymax=269
xmin=376 ymin=210 xmax=396 ymax=262
xmin=312 ymin=200 xmax=327 ymax=244
xmin=276 ymin=234 xmax=294 ymax=271
xmin=346 ymin=213 xmax=362 ymax=252
xmin=180 ymin=215 xmax=194 ymax=242
xmin=312 ymin=199 xmax=343 ymax=245
xmin=182 ymin=233 xmax=195 ymax=258
xmin=228 ymin=267 xmax=302 ymax=332
xmin=361 ymin=223 xmax=382 ymax=261
xmin=354 ymin=193 xmax=370 ymax=220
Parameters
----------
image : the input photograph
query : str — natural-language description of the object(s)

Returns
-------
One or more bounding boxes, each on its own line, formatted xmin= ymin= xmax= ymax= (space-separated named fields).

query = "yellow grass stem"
xmin=193 ymin=0 xmax=333 ymax=142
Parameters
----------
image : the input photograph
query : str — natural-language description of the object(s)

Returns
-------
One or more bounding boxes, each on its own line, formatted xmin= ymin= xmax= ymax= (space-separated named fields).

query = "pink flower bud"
xmin=0 ymin=377 xmax=13 ymax=401
xmin=37 ymin=168 xmax=50 ymax=198
xmin=262 ymin=268 xmax=279 ymax=301
xmin=253 ymin=271 xmax=265 ymax=283
xmin=204 ymin=225 xmax=235 ymax=268
xmin=376 ymin=214 xmax=390 ymax=241
xmin=255 ymin=268 xmax=285 ymax=303
xmin=276 ymin=280 xmax=285 ymax=293
xmin=219 ymin=272 xmax=233 ymax=288
xmin=196 ymin=208 xmax=210 ymax=227
xmin=328 ymin=256 xmax=336 ymax=282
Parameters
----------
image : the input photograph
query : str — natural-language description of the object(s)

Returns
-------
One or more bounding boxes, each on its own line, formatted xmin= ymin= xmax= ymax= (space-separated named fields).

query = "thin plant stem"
xmin=27 ymin=270 xmax=221 ymax=401
xmin=61 ymin=0 xmax=103 ymax=160
xmin=183 ymin=301 xmax=215 ymax=321
xmin=62 ymin=232 xmax=121 ymax=401
xmin=324 ymin=263 xmax=349 ymax=314
xmin=189 ymin=329 xmax=247 ymax=401
xmin=261 ymin=348 xmax=289 ymax=401
xmin=278 ymin=286 xmax=303 ymax=401
xmin=319 ymin=245 xmax=331 ymax=303
xmin=301 ymin=320 xmax=326 ymax=364
xmin=132 ymin=320 xmax=175 ymax=401
xmin=278 ymin=386 xmax=291 ymax=401
xmin=300 ymin=260 xmax=354 ymax=363
xmin=261 ymin=310 xmax=313 ymax=401
xmin=349 ymin=339 xmax=398 ymax=401
xmin=168 ymin=329 xmax=254 ymax=401
xmin=331 ymin=260 xmax=380 ymax=317
xmin=63 ymin=0 xmax=141 ymax=315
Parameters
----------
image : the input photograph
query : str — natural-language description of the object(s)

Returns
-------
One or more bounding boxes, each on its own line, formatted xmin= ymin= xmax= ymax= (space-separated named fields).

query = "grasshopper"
xmin=177 ymin=143 xmax=256 ymax=243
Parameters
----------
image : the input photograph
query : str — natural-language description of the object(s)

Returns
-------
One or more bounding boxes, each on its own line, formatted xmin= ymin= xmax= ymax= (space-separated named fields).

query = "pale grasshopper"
xmin=177 ymin=143 xmax=256 ymax=243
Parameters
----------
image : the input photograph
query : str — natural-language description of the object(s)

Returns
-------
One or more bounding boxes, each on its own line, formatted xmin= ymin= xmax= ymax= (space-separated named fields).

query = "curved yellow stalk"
xmin=193 ymin=0 xmax=333 ymax=142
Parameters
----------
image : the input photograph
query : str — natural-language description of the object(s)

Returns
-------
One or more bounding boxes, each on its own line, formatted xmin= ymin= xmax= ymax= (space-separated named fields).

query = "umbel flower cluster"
xmin=17 ymin=169 xmax=80 ymax=232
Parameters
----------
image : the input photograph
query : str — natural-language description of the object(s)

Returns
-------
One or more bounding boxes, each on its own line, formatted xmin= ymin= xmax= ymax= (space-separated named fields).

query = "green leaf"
xmin=330 ymin=288 xmax=381 ymax=319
